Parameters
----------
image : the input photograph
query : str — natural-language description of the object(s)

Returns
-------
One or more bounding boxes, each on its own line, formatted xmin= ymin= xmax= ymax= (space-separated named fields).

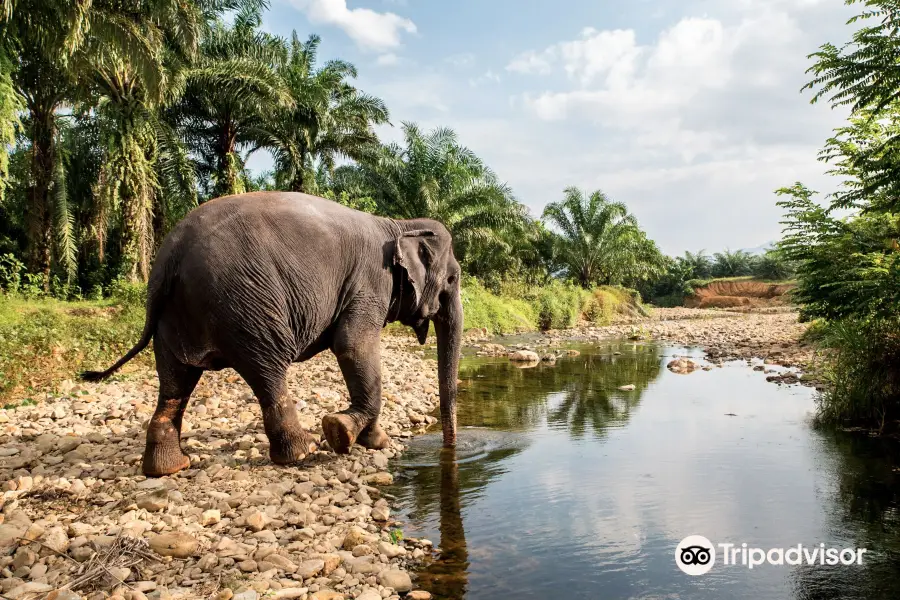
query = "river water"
xmin=386 ymin=341 xmax=900 ymax=599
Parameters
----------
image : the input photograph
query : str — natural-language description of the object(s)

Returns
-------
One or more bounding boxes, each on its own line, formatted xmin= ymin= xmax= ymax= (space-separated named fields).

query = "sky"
xmin=253 ymin=0 xmax=859 ymax=256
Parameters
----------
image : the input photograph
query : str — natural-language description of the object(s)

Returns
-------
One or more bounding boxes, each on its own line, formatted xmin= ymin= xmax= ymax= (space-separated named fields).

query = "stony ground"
xmin=0 ymin=338 xmax=439 ymax=600
xmin=578 ymin=307 xmax=815 ymax=369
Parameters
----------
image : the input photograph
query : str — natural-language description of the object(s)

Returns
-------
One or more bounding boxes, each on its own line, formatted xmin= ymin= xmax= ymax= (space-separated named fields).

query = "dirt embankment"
xmin=685 ymin=280 xmax=796 ymax=309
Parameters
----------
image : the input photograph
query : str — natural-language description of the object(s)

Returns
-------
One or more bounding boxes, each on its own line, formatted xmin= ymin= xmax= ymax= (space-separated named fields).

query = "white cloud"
xmin=287 ymin=0 xmax=416 ymax=51
xmin=506 ymin=50 xmax=555 ymax=75
xmin=512 ymin=10 xmax=830 ymax=162
xmin=445 ymin=53 xmax=475 ymax=67
xmin=376 ymin=53 xmax=400 ymax=66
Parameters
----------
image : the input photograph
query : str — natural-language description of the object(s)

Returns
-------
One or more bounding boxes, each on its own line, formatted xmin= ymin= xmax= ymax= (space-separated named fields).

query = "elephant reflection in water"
xmin=413 ymin=449 xmax=471 ymax=597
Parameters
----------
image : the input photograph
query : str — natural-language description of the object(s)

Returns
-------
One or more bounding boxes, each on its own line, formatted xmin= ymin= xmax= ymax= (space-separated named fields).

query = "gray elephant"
xmin=81 ymin=192 xmax=462 ymax=476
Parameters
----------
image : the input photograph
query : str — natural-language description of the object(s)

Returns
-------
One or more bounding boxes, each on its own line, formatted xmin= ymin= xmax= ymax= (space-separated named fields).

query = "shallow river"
xmin=386 ymin=341 xmax=900 ymax=599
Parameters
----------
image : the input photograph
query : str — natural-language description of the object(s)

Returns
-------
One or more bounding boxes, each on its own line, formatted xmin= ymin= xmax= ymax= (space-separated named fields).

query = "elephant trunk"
xmin=435 ymin=291 xmax=462 ymax=447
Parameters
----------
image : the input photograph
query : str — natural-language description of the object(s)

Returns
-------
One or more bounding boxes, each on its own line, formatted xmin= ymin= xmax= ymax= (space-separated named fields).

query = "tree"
xmin=87 ymin=0 xmax=204 ymax=282
xmin=175 ymin=4 xmax=291 ymax=199
xmin=711 ymin=249 xmax=755 ymax=277
xmin=347 ymin=123 xmax=529 ymax=274
xmin=803 ymin=0 xmax=900 ymax=212
xmin=2 ymin=0 xmax=81 ymax=279
xmin=261 ymin=33 xmax=388 ymax=193
xmin=681 ymin=250 xmax=712 ymax=279
xmin=542 ymin=186 xmax=652 ymax=288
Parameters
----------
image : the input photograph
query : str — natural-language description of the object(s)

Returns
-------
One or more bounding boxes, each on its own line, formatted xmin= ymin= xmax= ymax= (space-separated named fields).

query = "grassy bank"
xmin=460 ymin=278 xmax=647 ymax=333
xmin=0 ymin=279 xmax=647 ymax=404
xmin=0 ymin=290 xmax=146 ymax=405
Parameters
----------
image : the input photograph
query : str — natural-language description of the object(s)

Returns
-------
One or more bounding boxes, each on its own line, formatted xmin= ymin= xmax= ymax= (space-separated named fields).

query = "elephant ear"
xmin=394 ymin=229 xmax=435 ymax=308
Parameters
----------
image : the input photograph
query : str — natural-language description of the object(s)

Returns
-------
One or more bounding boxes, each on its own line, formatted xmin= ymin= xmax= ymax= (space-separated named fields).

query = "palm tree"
xmin=87 ymin=0 xmax=204 ymax=282
xmin=542 ymin=186 xmax=647 ymax=287
xmin=260 ymin=33 xmax=388 ymax=192
xmin=2 ymin=0 xmax=81 ymax=280
xmin=175 ymin=5 xmax=291 ymax=199
xmin=347 ymin=123 xmax=529 ymax=271
xmin=711 ymin=249 xmax=755 ymax=278
xmin=681 ymin=250 xmax=712 ymax=279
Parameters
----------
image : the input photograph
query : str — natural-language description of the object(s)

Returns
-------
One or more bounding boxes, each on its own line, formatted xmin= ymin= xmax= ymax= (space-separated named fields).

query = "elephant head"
xmin=391 ymin=224 xmax=462 ymax=447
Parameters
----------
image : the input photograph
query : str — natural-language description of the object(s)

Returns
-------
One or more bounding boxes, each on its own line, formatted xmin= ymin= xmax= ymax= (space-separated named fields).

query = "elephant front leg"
xmin=323 ymin=330 xmax=388 ymax=454
xmin=263 ymin=395 xmax=319 ymax=464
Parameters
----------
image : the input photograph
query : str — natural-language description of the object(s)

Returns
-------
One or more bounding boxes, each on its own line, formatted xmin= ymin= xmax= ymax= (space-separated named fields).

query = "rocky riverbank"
xmin=0 ymin=339 xmax=440 ymax=600
xmin=572 ymin=307 xmax=814 ymax=369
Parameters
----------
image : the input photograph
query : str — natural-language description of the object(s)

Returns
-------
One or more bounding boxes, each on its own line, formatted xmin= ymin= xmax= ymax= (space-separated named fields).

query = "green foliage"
xmin=0 ymin=253 xmax=24 ymax=293
xmin=777 ymin=183 xmax=900 ymax=322
xmin=389 ymin=529 xmax=404 ymax=544
xmin=711 ymin=249 xmax=756 ymax=277
xmin=262 ymin=32 xmax=388 ymax=193
xmin=530 ymin=282 xmax=587 ymax=330
xmin=459 ymin=277 xmax=643 ymax=333
xmin=786 ymin=1 xmax=900 ymax=431
xmin=814 ymin=318 xmax=900 ymax=430
xmin=752 ymin=249 xmax=797 ymax=281
xmin=803 ymin=0 xmax=900 ymax=213
xmin=458 ymin=277 xmax=535 ymax=334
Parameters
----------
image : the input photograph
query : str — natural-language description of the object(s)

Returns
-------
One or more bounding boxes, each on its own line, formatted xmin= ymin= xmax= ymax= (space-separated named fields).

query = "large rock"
xmin=508 ymin=350 xmax=540 ymax=363
xmin=294 ymin=559 xmax=324 ymax=579
xmin=342 ymin=526 xmax=375 ymax=550
xmin=379 ymin=569 xmax=412 ymax=593
xmin=6 ymin=582 xmax=53 ymax=599
xmin=309 ymin=591 xmax=343 ymax=600
xmin=149 ymin=533 xmax=198 ymax=558
xmin=667 ymin=358 xmax=698 ymax=374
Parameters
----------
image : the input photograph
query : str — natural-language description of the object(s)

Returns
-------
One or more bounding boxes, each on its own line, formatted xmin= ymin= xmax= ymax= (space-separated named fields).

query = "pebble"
xmin=378 ymin=570 xmax=412 ymax=593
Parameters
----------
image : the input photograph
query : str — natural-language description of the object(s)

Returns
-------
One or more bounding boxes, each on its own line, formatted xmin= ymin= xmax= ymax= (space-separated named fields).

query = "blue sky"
xmin=254 ymin=0 xmax=858 ymax=255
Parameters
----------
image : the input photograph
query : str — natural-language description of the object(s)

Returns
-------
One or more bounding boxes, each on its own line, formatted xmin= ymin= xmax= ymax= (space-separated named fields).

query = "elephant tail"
xmin=80 ymin=278 xmax=165 ymax=383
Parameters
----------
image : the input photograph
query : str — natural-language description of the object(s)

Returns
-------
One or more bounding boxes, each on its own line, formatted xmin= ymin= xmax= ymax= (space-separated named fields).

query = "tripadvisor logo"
xmin=675 ymin=536 xmax=868 ymax=575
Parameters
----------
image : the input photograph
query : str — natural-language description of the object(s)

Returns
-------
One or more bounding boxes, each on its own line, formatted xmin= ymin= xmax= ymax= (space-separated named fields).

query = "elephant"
xmin=81 ymin=191 xmax=462 ymax=477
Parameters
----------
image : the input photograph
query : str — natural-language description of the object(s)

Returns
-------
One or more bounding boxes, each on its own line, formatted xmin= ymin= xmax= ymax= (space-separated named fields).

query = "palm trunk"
xmin=287 ymin=148 xmax=307 ymax=193
xmin=26 ymin=107 xmax=55 ymax=288
xmin=116 ymin=112 xmax=155 ymax=283
xmin=215 ymin=120 xmax=240 ymax=197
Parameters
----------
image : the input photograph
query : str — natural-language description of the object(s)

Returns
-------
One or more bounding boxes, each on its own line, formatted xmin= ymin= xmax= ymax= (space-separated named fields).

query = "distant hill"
xmin=741 ymin=242 xmax=775 ymax=256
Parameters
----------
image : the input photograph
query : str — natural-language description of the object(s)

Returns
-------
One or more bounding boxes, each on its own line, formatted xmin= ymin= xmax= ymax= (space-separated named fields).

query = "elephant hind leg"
xmin=144 ymin=345 xmax=202 ymax=477
xmin=238 ymin=365 xmax=318 ymax=465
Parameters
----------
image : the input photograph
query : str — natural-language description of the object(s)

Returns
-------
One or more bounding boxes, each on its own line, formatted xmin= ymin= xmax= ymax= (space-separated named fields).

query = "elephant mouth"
xmin=413 ymin=319 xmax=430 ymax=344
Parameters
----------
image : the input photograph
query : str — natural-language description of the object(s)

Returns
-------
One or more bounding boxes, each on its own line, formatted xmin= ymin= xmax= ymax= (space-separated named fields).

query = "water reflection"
xmin=391 ymin=341 xmax=900 ymax=599
xmin=456 ymin=342 xmax=662 ymax=437
xmin=792 ymin=432 xmax=900 ymax=600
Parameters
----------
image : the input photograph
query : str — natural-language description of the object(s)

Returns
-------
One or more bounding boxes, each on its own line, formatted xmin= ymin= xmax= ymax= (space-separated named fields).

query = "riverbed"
xmin=390 ymin=341 xmax=900 ymax=600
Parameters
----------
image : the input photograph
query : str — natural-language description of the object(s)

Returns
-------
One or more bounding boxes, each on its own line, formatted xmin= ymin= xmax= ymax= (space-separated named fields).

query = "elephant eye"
xmin=447 ymin=275 xmax=456 ymax=285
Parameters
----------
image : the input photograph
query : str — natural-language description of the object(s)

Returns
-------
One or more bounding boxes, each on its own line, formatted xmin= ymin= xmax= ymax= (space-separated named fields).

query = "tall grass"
xmin=815 ymin=318 xmax=900 ymax=432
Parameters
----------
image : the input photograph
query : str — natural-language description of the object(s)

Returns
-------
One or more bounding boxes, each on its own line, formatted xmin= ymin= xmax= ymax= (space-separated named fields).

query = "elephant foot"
xmin=269 ymin=429 xmax=319 ymax=465
xmin=322 ymin=413 xmax=359 ymax=454
xmin=142 ymin=442 xmax=190 ymax=477
xmin=357 ymin=422 xmax=391 ymax=450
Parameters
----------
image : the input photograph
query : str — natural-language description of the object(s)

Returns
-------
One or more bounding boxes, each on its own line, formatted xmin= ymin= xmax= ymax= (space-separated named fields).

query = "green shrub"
xmin=459 ymin=277 xmax=535 ymax=333
xmin=108 ymin=279 xmax=148 ymax=309
xmin=0 ymin=253 xmax=24 ymax=293
xmin=815 ymin=318 xmax=900 ymax=432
